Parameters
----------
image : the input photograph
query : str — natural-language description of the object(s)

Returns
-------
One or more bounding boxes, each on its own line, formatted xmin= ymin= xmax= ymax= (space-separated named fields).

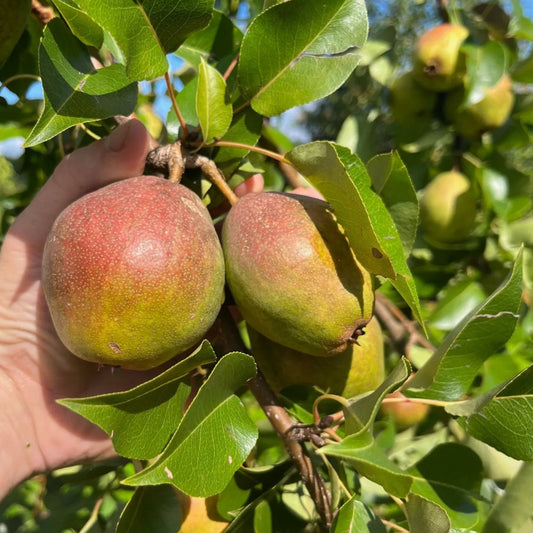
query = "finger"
xmin=11 ymin=118 xmax=151 ymax=248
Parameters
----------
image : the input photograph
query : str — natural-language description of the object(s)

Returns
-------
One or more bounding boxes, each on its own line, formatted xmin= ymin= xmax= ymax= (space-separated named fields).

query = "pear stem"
xmin=145 ymin=143 xmax=239 ymax=205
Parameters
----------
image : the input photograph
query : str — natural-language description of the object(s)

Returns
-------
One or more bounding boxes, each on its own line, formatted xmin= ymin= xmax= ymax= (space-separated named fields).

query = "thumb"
xmin=12 ymin=118 xmax=151 ymax=249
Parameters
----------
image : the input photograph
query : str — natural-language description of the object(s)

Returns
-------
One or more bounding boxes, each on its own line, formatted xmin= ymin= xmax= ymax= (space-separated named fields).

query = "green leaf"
xmin=332 ymin=497 xmax=387 ymax=532
xmin=24 ymin=19 xmax=137 ymax=147
xmin=405 ymin=494 xmax=451 ymax=533
xmin=74 ymin=0 xmax=215 ymax=81
xmin=319 ymin=432 xmax=413 ymax=498
xmin=52 ymin=0 xmax=104 ymax=48
xmin=453 ymin=365 xmax=533 ymax=461
xmin=116 ymin=485 xmax=185 ymax=533
xmin=482 ymin=461 xmax=533 ymax=533
xmin=196 ymin=59 xmax=232 ymax=143
xmin=238 ymin=0 xmax=368 ymax=116
xmin=214 ymin=108 xmax=263 ymax=177
xmin=58 ymin=341 xmax=217 ymax=460
xmin=286 ymin=142 xmax=424 ymax=328
xmin=407 ymin=250 xmax=523 ymax=401
xmin=429 ymin=280 xmax=487 ymax=332
xmin=177 ymin=10 xmax=242 ymax=68
xmin=344 ymin=357 xmax=411 ymax=435
xmin=123 ymin=352 xmax=258 ymax=497
xmin=366 ymin=151 xmax=419 ymax=255
xmin=463 ymin=42 xmax=509 ymax=107
xmin=409 ymin=443 xmax=483 ymax=529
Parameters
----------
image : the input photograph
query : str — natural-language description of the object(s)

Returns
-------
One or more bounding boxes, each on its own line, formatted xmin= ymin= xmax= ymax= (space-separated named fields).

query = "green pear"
xmin=0 ymin=0 xmax=31 ymax=69
xmin=420 ymin=171 xmax=477 ymax=243
xmin=222 ymin=192 xmax=374 ymax=357
xmin=389 ymin=71 xmax=437 ymax=125
xmin=42 ymin=176 xmax=225 ymax=370
xmin=412 ymin=23 xmax=469 ymax=92
xmin=250 ymin=317 xmax=385 ymax=398
xmin=444 ymin=74 xmax=515 ymax=138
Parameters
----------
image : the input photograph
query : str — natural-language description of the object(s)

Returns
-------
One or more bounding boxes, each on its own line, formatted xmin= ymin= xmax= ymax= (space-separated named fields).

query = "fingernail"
xmin=106 ymin=120 xmax=133 ymax=152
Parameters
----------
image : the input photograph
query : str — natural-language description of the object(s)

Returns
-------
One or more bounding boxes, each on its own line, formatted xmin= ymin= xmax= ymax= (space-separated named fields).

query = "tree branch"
xmin=215 ymin=307 xmax=332 ymax=530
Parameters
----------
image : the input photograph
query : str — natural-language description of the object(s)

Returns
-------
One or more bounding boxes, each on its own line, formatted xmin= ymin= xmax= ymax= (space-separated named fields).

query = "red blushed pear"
xmin=412 ymin=23 xmax=469 ymax=92
xmin=381 ymin=392 xmax=430 ymax=430
xmin=42 ymin=175 xmax=225 ymax=370
xmin=249 ymin=316 xmax=385 ymax=398
xmin=222 ymin=192 xmax=374 ymax=357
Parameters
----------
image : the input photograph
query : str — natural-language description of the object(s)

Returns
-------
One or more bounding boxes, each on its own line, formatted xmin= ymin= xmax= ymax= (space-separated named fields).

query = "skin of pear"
xmin=412 ymin=23 xmax=469 ymax=92
xmin=178 ymin=494 xmax=227 ymax=533
xmin=389 ymin=71 xmax=437 ymax=125
xmin=249 ymin=316 xmax=385 ymax=398
xmin=222 ymin=192 xmax=375 ymax=357
xmin=0 ymin=0 xmax=31 ymax=68
xmin=42 ymin=175 xmax=225 ymax=370
xmin=420 ymin=171 xmax=477 ymax=243
xmin=444 ymin=75 xmax=515 ymax=138
xmin=381 ymin=393 xmax=430 ymax=430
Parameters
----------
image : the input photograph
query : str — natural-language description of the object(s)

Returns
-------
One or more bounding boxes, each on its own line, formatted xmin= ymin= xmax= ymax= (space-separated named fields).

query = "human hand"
xmin=0 ymin=119 xmax=153 ymax=499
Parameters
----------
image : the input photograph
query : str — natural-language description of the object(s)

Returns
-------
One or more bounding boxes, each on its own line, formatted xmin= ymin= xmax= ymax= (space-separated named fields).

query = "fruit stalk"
xmin=145 ymin=142 xmax=239 ymax=205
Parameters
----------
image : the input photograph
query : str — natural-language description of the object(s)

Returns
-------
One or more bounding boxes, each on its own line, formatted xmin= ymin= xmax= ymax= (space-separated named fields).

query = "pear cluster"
xmin=390 ymin=23 xmax=515 ymax=138
xmin=42 ymin=181 xmax=380 ymax=392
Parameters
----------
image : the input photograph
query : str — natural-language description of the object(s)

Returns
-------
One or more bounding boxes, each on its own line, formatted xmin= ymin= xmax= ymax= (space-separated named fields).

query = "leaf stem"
xmin=381 ymin=396 xmax=449 ymax=408
xmin=209 ymin=140 xmax=291 ymax=164
xmin=78 ymin=498 xmax=103 ymax=533
xmin=381 ymin=519 xmax=410 ymax=533
xmin=164 ymin=71 xmax=189 ymax=140
xmin=233 ymin=100 xmax=251 ymax=115
xmin=0 ymin=74 xmax=41 ymax=95
xmin=223 ymin=54 xmax=239 ymax=81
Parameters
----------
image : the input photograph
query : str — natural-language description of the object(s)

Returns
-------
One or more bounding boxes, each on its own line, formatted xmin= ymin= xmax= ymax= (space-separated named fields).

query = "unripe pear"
xmin=0 ymin=0 xmax=31 ymax=69
xmin=250 ymin=317 xmax=385 ymax=398
xmin=389 ymin=71 xmax=437 ymax=125
xmin=420 ymin=171 xmax=477 ymax=244
xmin=412 ymin=24 xmax=468 ymax=92
xmin=444 ymin=74 xmax=515 ymax=138
xmin=222 ymin=192 xmax=374 ymax=357
xmin=381 ymin=392 xmax=430 ymax=430
xmin=42 ymin=176 xmax=225 ymax=370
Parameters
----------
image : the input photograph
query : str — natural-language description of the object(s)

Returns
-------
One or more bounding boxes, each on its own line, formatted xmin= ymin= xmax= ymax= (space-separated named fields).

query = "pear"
xmin=0 ymin=0 xmax=31 ymax=69
xmin=389 ymin=71 xmax=437 ymax=125
xmin=222 ymin=192 xmax=374 ymax=357
xmin=412 ymin=23 xmax=468 ymax=92
xmin=419 ymin=171 xmax=477 ymax=244
xmin=178 ymin=493 xmax=227 ymax=533
xmin=444 ymin=74 xmax=515 ymax=138
xmin=42 ymin=176 xmax=225 ymax=370
xmin=381 ymin=392 xmax=430 ymax=430
xmin=250 ymin=317 xmax=385 ymax=398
